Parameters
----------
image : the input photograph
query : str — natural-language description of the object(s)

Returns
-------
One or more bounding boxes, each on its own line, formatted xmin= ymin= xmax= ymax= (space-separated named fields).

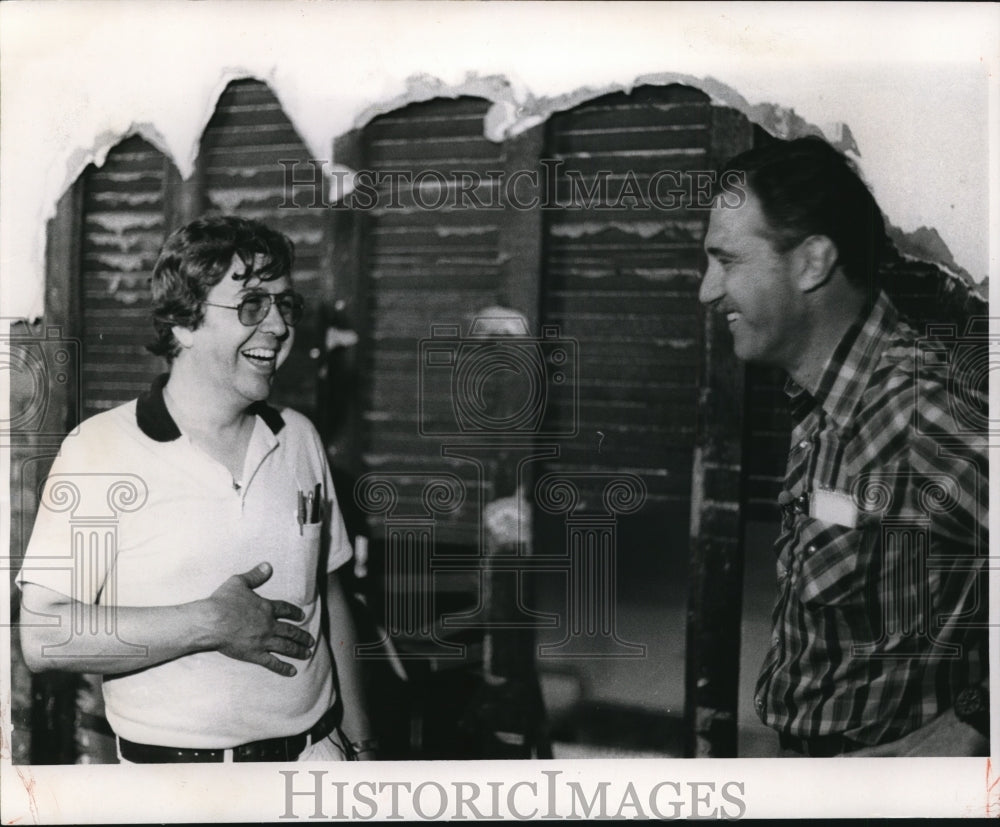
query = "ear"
xmin=172 ymin=325 xmax=195 ymax=350
xmin=793 ymin=235 xmax=839 ymax=293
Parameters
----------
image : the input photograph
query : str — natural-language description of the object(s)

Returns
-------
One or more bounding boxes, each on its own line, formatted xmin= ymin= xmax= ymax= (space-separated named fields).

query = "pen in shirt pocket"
xmin=311 ymin=482 xmax=322 ymax=522
xmin=297 ymin=490 xmax=307 ymax=535
xmin=297 ymin=483 xmax=323 ymax=534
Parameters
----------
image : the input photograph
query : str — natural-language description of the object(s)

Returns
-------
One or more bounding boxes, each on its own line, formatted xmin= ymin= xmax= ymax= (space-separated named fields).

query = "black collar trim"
xmin=248 ymin=400 xmax=286 ymax=435
xmin=136 ymin=373 xmax=285 ymax=442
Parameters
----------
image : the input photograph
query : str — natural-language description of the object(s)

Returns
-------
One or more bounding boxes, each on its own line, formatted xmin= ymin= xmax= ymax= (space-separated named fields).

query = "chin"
xmin=731 ymin=332 xmax=771 ymax=365
xmin=240 ymin=377 xmax=275 ymax=404
xmin=732 ymin=340 xmax=755 ymax=363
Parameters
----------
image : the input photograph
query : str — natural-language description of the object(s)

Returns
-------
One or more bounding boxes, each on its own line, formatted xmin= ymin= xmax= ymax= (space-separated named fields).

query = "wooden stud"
xmin=683 ymin=104 xmax=753 ymax=758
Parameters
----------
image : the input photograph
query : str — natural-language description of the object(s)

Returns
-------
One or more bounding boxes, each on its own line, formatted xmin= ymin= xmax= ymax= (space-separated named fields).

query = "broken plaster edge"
xmin=33 ymin=69 xmax=973 ymax=322
xmin=327 ymin=69 xmax=860 ymax=201
xmin=337 ymin=68 xmax=859 ymax=148
xmin=332 ymin=70 xmax=984 ymax=282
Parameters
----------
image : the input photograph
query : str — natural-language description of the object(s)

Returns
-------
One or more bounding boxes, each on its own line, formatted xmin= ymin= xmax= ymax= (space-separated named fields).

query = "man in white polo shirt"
xmin=18 ymin=215 xmax=376 ymax=762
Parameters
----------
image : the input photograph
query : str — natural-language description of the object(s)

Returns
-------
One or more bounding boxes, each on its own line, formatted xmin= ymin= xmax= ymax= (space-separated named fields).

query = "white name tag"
xmin=810 ymin=487 xmax=859 ymax=529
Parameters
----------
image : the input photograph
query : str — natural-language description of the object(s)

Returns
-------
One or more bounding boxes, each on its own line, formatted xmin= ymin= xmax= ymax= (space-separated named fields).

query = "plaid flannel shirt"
xmin=755 ymin=291 xmax=989 ymax=746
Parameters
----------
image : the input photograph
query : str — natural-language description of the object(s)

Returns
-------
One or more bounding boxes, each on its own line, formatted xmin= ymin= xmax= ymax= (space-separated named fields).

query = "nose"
xmin=698 ymin=258 xmax=724 ymax=306
xmin=258 ymin=296 xmax=290 ymax=337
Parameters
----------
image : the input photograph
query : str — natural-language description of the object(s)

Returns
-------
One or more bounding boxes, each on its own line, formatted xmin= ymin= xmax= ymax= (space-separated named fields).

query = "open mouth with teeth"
xmin=241 ymin=347 xmax=278 ymax=370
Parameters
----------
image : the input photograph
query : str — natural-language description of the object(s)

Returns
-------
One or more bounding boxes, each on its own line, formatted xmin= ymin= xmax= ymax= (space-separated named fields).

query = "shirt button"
xmin=806 ymin=545 xmax=817 ymax=554
xmin=754 ymin=696 xmax=764 ymax=712
xmin=797 ymin=439 xmax=810 ymax=451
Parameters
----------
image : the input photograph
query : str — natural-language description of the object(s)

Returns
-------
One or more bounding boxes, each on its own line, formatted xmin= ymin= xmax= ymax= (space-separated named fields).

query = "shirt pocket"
xmin=794 ymin=517 xmax=872 ymax=607
xmin=268 ymin=522 xmax=322 ymax=607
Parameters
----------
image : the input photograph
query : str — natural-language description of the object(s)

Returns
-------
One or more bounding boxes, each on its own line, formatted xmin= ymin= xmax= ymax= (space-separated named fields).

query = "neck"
xmin=783 ymin=289 xmax=868 ymax=393
xmin=164 ymin=361 xmax=254 ymax=435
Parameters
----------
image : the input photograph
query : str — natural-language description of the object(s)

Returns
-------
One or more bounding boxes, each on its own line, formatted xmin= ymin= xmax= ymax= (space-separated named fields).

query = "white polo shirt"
xmin=18 ymin=375 xmax=353 ymax=748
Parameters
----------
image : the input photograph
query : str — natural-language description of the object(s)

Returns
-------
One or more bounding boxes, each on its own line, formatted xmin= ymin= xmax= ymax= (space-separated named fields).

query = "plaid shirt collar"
xmin=784 ymin=291 xmax=898 ymax=434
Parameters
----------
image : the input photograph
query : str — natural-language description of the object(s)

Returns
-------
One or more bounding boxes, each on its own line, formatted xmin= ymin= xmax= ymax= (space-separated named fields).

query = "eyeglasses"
xmin=203 ymin=290 xmax=305 ymax=327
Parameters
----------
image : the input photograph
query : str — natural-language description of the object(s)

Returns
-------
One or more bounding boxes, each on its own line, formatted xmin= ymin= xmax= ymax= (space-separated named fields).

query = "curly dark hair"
xmin=720 ymin=136 xmax=887 ymax=293
xmin=147 ymin=215 xmax=295 ymax=360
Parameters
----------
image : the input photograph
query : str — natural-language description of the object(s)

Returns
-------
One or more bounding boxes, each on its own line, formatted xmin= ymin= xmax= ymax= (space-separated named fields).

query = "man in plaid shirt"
xmin=700 ymin=137 xmax=989 ymax=756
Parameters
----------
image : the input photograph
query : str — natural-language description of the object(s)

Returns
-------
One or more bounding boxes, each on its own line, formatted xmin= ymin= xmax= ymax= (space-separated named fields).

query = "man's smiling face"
xmin=699 ymin=191 xmax=803 ymax=368
xmin=184 ymin=253 xmax=294 ymax=407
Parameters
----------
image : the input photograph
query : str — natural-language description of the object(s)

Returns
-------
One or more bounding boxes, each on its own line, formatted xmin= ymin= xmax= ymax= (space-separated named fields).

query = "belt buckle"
xmin=233 ymin=742 xmax=257 ymax=762
xmin=234 ymin=734 xmax=306 ymax=762
xmin=229 ymin=709 xmax=336 ymax=762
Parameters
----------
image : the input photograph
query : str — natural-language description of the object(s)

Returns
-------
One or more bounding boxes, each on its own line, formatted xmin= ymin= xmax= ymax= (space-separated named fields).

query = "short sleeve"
xmin=305 ymin=421 xmax=353 ymax=575
xmin=325 ymin=479 xmax=354 ymax=574
xmin=17 ymin=434 xmax=114 ymax=603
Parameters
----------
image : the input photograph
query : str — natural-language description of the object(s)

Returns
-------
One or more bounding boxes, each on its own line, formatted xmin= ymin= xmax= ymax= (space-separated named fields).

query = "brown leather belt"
xmin=779 ymin=731 xmax=863 ymax=757
xmin=118 ymin=706 xmax=340 ymax=763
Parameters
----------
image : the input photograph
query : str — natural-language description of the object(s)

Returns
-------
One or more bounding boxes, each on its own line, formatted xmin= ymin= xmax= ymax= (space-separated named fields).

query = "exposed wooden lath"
xmin=538 ymin=86 xmax=712 ymax=548
xmin=201 ymin=79 xmax=331 ymax=418
xmin=360 ymin=96 xmax=504 ymax=546
xmin=81 ymin=135 xmax=171 ymax=417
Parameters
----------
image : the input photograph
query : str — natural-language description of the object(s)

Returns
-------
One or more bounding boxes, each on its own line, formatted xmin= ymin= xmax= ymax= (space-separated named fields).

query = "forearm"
xmin=324 ymin=572 xmax=372 ymax=744
xmin=19 ymin=583 xmax=216 ymax=675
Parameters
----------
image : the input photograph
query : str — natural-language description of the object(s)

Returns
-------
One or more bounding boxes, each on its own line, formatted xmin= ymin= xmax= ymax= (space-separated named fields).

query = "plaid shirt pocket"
xmin=795 ymin=518 xmax=873 ymax=607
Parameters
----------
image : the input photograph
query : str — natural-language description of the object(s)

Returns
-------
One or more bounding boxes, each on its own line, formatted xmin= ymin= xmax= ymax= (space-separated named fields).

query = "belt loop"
xmin=223 ymin=749 xmax=234 ymax=763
